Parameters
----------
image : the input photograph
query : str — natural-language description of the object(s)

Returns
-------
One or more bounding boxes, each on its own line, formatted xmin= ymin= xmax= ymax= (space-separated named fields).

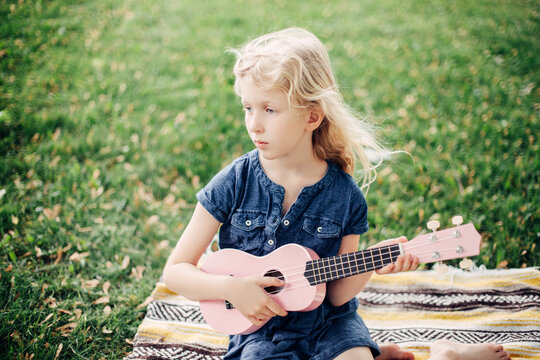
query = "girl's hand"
xmin=370 ymin=236 xmax=419 ymax=275
xmin=226 ymin=275 xmax=288 ymax=326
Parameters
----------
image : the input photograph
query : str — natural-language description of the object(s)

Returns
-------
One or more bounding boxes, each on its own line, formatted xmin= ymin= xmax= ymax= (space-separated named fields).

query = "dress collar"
xmin=249 ymin=149 xmax=338 ymax=195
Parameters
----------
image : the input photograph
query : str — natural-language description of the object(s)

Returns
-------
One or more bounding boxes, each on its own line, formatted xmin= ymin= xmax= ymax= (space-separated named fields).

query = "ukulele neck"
xmin=303 ymin=244 xmax=402 ymax=286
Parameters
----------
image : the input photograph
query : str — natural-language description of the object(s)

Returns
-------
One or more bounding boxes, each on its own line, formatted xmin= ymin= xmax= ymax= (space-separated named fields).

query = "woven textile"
xmin=125 ymin=267 xmax=540 ymax=360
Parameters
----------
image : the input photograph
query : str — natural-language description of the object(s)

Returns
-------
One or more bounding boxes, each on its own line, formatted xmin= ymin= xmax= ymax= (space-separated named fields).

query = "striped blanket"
xmin=125 ymin=267 xmax=540 ymax=360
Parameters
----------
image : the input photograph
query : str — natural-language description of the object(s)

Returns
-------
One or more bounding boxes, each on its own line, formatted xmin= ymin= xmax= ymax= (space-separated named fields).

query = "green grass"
xmin=1 ymin=0 xmax=538 ymax=358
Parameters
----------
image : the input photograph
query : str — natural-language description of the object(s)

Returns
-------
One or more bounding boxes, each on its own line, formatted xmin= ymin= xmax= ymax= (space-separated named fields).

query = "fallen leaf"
xmin=121 ymin=256 xmax=130 ymax=269
xmin=130 ymin=266 xmax=145 ymax=281
xmin=69 ymin=252 xmax=90 ymax=262
xmin=43 ymin=205 xmax=61 ymax=221
xmin=56 ymin=323 xmax=77 ymax=335
xmin=102 ymin=327 xmax=113 ymax=334
xmin=137 ymin=296 xmax=153 ymax=309
xmin=76 ymin=224 xmax=93 ymax=232
xmin=103 ymin=306 xmax=112 ymax=316
xmin=74 ymin=309 xmax=82 ymax=319
xmin=39 ymin=313 xmax=54 ymax=325
xmin=92 ymin=296 xmax=110 ymax=305
xmin=54 ymin=343 xmax=63 ymax=360
xmin=44 ymin=297 xmax=57 ymax=308
xmin=102 ymin=281 xmax=111 ymax=294
xmin=83 ymin=279 xmax=100 ymax=289
xmin=53 ymin=248 xmax=63 ymax=265
xmin=5 ymin=264 xmax=13 ymax=272
xmin=157 ymin=240 xmax=169 ymax=251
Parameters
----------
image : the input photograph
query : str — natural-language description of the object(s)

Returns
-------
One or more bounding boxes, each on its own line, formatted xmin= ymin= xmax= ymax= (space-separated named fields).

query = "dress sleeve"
xmin=342 ymin=185 xmax=369 ymax=236
xmin=196 ymin=162 xmax=237 ymax=224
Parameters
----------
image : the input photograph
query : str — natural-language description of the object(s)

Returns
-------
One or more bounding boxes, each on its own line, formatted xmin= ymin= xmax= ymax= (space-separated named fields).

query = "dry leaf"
xmin=53 ymin=248 xmax=63 ymax=265
xmin=76 ymin=224 xmax=93 ymax=232
xmin=83 ymin=279 xmax=100 ymax=289
xmin=43 ymin=204 xmax=61 ymax=221
xmin=103 ymin=306 xmax=112 ymax=316
xmin=137 ymin=296 xmax=153 ymax=309
xmin=69 ymin=252 xmax=90 ymax=262
xmin=35 ymin=247 xmax=43 ymax=257
xmin=497 ymin=260 xmax=508 ymax=268
xmin=121 ymin=256 xmax=130 ymax=269
xmin=52 ymin=128 xmax=61 ymax=141
xmin=56 ymin=323 xmax=77 ymax=335
xmin=102 ymin=281 xmax=111 ymax=294
xmin=44 ymin=297 xmax=57 ymax=308
xmin=74 ymin=309 xmax=82 ymax=319
xmin=5 ymin=264 xmax=13 ymax=272
xmin=54 ymin=343 xmax=63 ymax=360
xmin=157 ymin=240 xmax=169 ymax=251
xmin=130 ymin=266 xmax=145 ymax=281
xmin=39 ymin=313 xmax=54 ymax=325
xmin=92 ymin=296 xmax=110 ymax=305
xmin=102 ymin=327 xmax=113 ymax=334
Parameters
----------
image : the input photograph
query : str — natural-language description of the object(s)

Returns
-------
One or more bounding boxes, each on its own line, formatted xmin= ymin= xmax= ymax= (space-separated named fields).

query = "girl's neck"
xmin=258 ymin=149 xmax=328 ymax=190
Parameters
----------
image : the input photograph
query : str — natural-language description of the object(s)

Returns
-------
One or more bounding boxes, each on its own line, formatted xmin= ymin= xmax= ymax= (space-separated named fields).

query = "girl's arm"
xmin=163 ymin=202 xmax=287 ymax=326
xmin=326 ymin=234 xmax=418 ymax=307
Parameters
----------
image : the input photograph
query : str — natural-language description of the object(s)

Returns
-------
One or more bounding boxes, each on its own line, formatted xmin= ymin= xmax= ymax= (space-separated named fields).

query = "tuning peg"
xmin=435 ymin=261 xmax=448 ymax=274
xmin=427 ymin=220 xmax=440 ymax=231
xmin=452 ymin=215 xmax=463 ymax=226
xmin=459 ymin=258 xmax=474 ymax=270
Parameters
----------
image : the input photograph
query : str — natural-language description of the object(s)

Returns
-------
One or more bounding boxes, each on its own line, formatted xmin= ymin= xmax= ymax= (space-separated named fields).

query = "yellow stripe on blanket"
xmin=126 ymin=267 xmax=540 ymax=360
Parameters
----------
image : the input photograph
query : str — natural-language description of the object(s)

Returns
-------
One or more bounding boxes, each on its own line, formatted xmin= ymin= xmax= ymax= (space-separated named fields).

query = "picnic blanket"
xmin=125 ymin=266 xmax=540 ymax=360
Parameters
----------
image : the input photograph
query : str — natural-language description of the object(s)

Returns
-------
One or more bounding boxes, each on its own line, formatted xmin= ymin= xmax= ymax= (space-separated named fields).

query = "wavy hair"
xmin=229 ymin=27 xmax=386 ymax=189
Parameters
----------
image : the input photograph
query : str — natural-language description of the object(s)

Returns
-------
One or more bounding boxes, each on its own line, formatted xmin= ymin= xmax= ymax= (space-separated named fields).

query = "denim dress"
xmin=196 ymin=150 xmax=380 ymax=360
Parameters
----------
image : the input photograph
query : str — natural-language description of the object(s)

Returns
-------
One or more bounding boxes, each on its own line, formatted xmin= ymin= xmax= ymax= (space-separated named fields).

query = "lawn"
xmin=1 ymin=0 xmax=538 ymax=358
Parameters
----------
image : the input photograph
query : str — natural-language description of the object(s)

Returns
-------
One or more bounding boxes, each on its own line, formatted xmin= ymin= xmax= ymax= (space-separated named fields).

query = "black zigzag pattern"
xmin=127 ymin=343 xmax=226 ymax=360
xmin=146 ymin=301 xmax=206 ymax=324
xmin=370 ymin=327 xmax=540 ymax=345
xmin=358 ymin=287 xmax=540 ymax=311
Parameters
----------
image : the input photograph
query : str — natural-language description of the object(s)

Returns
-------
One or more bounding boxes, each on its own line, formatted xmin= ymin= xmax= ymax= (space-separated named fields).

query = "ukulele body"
xmin=199 ymin=243 xmax=326 ymax=335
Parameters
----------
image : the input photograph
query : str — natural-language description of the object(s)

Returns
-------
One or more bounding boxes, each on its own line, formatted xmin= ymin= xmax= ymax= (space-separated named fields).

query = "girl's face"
xmin=239 ymin=76 xmax=313 ymax=162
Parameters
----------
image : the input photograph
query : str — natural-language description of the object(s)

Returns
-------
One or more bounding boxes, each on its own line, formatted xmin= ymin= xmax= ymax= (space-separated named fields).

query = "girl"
xmin=163 ymin=28 xmax=510 ymax=360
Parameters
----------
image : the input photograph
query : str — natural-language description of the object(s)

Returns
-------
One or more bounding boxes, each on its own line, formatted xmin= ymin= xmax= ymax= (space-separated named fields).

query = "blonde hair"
xmin=230 ymin=27 xmax=385 ymax=189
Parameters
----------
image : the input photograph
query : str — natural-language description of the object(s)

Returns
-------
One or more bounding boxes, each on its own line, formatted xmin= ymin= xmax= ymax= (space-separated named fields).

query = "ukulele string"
xmin=263 ymin=252 xmax=401 ymax=294
xmin=263 ymin=245 xmax=464 ymax=295
xmin=256 ymin=234 xmax=458 ymax=277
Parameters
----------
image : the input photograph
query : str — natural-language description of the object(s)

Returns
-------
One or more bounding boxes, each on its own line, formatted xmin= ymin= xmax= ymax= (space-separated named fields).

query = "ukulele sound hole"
xmin=263 ymin=269 xmax=285 ymax=294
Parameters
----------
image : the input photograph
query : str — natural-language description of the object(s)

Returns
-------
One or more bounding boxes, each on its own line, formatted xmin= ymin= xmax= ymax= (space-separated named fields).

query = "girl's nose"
xmin=247 ymin=111 xmax=264 ymax=133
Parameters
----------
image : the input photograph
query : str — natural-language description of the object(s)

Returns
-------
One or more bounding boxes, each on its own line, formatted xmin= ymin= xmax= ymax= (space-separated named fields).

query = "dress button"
xmin=283 ymin=219 xmax=290 ymax=226
xmin=267 ymin=239 xmax=275 ymax=246
xmin=245 ymin=220 xmax=252 ymax=226
xmin=317 ymin=226 xmax=323 ymax=233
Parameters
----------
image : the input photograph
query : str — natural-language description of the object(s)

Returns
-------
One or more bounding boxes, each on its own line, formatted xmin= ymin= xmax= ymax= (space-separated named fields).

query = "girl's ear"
xmin=305 ymin=106 xmax=324 ymax=131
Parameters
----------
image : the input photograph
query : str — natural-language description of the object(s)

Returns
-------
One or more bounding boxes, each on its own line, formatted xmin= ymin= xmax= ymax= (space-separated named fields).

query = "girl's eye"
xmin=265 ymin=108 xmax=275 ymax=114
xmin=244 ymin=106 xmax=253 ymax=113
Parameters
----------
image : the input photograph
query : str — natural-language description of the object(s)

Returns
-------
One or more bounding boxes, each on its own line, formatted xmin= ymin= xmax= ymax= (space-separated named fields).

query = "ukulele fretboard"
xmin=303 ymin=244 xmax=401 ymax=286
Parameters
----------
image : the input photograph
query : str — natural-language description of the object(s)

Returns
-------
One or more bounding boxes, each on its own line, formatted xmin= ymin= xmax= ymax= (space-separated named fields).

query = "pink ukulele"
xmin=199 ymin=216 xmax=481 ymax=335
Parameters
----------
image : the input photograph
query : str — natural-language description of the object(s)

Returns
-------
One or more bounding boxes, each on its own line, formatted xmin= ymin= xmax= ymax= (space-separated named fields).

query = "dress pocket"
xmin=299 ymin=215 xmax=342 ymax=256
xmin=225 ymin=209 xmax=267 ymax=250
xmin=302 ymin=215 xmax=341 ymax=238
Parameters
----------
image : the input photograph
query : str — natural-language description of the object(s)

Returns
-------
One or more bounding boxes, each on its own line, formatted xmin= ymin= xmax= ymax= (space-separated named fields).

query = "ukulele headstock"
xmin=403 ymin=215 xmax=481 ymax=273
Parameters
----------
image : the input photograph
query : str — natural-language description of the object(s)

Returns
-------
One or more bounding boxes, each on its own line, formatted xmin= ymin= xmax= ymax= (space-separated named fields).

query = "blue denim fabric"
xmin=196 ymin=149 xmax=380 ymax=359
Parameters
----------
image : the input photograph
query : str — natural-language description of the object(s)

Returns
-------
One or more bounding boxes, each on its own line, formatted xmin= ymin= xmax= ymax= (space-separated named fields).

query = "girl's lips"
xmin=253 ymin=140 xmax=268 ymax=148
